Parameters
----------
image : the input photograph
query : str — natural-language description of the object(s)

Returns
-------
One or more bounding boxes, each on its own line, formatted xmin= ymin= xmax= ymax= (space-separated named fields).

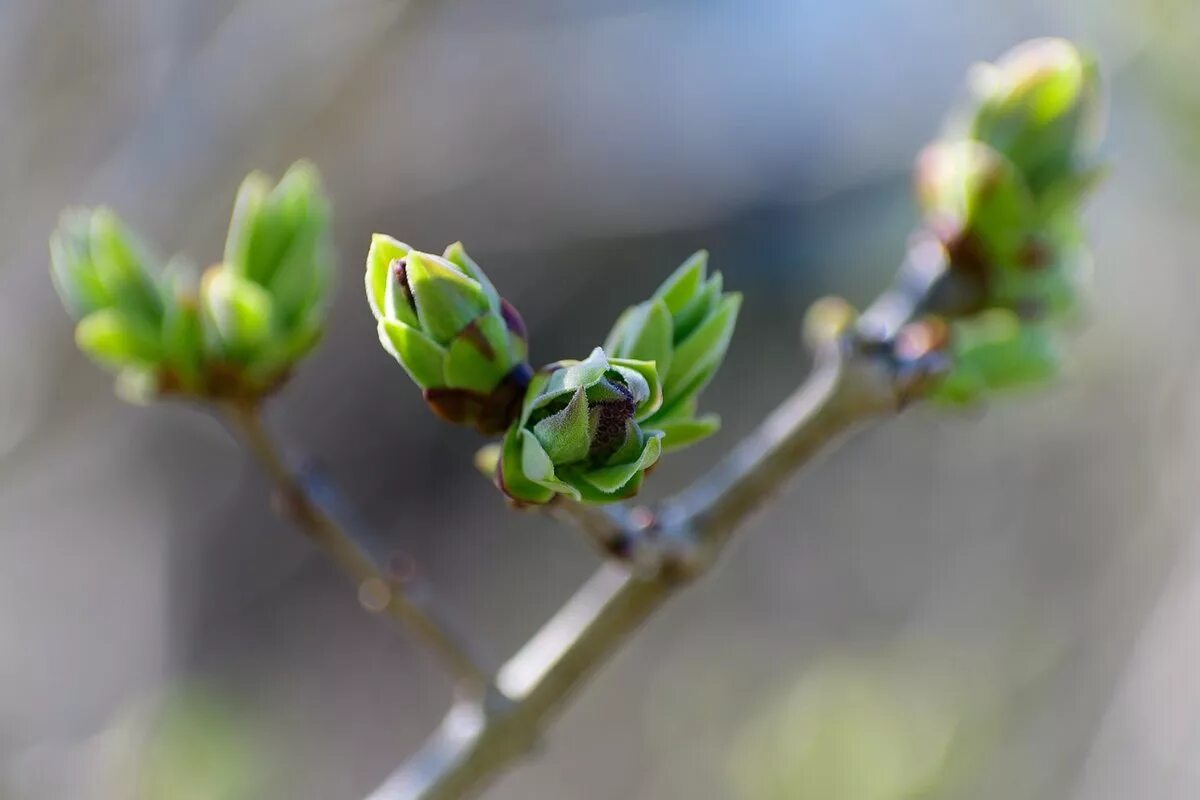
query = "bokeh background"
xmin=3 ymin=1 xmax=1199 ymax=798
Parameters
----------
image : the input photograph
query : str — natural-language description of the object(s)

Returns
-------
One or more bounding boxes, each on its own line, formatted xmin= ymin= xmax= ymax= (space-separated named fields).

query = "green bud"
xmin=368 ymin=238 xmax=531 ymax=434
xmin=496 ymin=347 xmax=664 ymax=504
xmin=604 ymin=251 xmax=740 ymax=451
xmin=75 ymin=307 xmax=163 ymax=370
xmin=963 ymin=38 xmax=1102 ymax=199
xmin=50 ymin=208 xmax=162 ymax=323
xmin=225 ymin=162 xmax=331 ymax=300
xmin=915 ymin=140 xmax=1034 ymax=266
xmin=929 ymin=310 xmax=1060 ymax=406
xmin=200 ymin=265 xmax=276 ymax=357
xmin=51 ymin=161 xmax=333 ymax=403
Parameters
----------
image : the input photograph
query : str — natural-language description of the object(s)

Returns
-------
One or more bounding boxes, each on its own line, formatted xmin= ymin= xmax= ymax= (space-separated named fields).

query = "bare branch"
xmin=667 ymin=344 xmax=899 ymax=552
xmin=223 ymin=401 xmax=492 ymax=694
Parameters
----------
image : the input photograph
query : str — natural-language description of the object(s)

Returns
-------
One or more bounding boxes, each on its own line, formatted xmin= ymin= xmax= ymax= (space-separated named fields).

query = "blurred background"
xmin=2 ymin=1 xmax=1199 ymax=798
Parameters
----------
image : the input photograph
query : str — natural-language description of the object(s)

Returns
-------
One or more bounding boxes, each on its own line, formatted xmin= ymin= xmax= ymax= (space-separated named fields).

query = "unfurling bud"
xmin=496 ymin=347 xmax=664 ymax=505
xmin=915 ymin=140 xmax=1033 ymax=266
xmin=927 ymin=310 xmax=1060 ymax=406
xmin=961 ymin=37 xmax=1102 ymax=201
xmin=51 ymin=161 xmax=333 ymax=403
xmin=367 ymin=238 xmax=530 ymax=433
xmin=604 ymin=251 xmax=741 ymax=451
xmin=895 ymin=39 xmax=1104 ymax=407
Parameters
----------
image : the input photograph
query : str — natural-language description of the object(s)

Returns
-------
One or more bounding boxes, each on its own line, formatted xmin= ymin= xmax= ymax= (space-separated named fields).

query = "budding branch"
xmin=359 ymin=339 xmax=908 ymax=800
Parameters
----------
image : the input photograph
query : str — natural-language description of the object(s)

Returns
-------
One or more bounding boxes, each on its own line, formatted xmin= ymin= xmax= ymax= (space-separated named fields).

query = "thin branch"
xmin=664 ymin=344 xmax=898 ymax=552
xmin=223 ymin=401 xmax=492 ymax=694
xmin=368 ymin=340 xmax=905 ymax=799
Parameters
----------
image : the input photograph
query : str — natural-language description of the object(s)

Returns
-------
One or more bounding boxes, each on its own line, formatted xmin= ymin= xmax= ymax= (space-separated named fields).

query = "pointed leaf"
xmin=224 ymin=171 xmax=271 ymax=278
xmin=577 ymin=431 xmax=662 ymax=494
xmin=604 ymin=418 xmax=645 ymax=465
xmin=672 ymin=273 xmax=721 ymax=344
xmin=664 ymin=293 xmax=741 ymax=406
xmin=654 ymin=250 xmax=708 ymax=315
xmin=366 ymin=234 xmax=412 ymax=321
xmin=201 ymin=268 xmax=274 ymax=355
xmin=75 ymin=308 xmax=162 ymax=369
xmin=535 ymin=347 xmax=610 ymax=411
xmin=406 ymin=251 xmax=489 ymax=345
xmin=613 ymin=300 xmax=673 ymax=377
xmin=50 ymin=211 xmax=110 ymax=317
xmin=497 ymin=427 xmax=555 ymax=504
xmin=564 ymin=468 xmax=645 ymax=504
xmin=654 ymin=414 xmax=720 ymax=452
xmin=520 ymin=370 xmax=553 ymax=425
xmin=532 ymin=387 xmax=591 ymax=463
xmin=443 ymin=242 xmax=501 ymax=311
xmin=603 ymin=305 xmax=636 ymax=355
xmin=379 ymin=318 xmax=447 ymax=389
xmin=90 ymin=208 xmax=162 ymax=322
xmin=383 ymin=255 xmax=423 ymax=328
xmin=609 ymin=357 xmax=662 ymax=420
xmin=445 ymin=313 xmax=515 ymax=393
xmin=519 ymin=429 xmax=581 ymax=500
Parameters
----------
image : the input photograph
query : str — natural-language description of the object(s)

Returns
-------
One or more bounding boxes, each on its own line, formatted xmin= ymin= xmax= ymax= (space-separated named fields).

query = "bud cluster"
xmin=366 ymin=238 xmax=530 ymax=434
xmin=605 ymin=251 xmax=741 ymax=451
xmin=51 ymin=162 xmax=332 ymax=402
xmin=497 ymin=347 xmax=665 ymax=504
xmin=367 ymin=243 xmax=741 ymax=504
xmin=907 ymin=38 xmax=1103 ymax=404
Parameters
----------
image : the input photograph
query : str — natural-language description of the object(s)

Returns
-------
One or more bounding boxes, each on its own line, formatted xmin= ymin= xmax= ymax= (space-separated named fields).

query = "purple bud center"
xmin=589 ymin=381 xmax=635 ymax=460
xmin=392 ymin=258 xmax=417 ymax=315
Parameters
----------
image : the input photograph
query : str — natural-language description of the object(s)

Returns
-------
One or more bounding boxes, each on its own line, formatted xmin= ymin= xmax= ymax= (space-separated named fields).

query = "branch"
xmin=223 ymin=401 xmax=492 ymax=694
xmin=367 ymin=340 xmax=906 ymax=799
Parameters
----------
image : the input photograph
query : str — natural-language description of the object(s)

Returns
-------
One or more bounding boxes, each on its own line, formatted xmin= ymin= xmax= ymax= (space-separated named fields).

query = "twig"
xmin=367 ymin=339 xmax=907 ymax=799
xmin=222 ymin=401 xmax=492 ymax=695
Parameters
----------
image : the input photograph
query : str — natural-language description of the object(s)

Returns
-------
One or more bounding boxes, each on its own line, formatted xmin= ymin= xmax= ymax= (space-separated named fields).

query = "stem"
xmin=669 ymin=343 xmax=898 ymax=549
xmin=223 ymin=401 xmax=491 ymax=694
xmin=367 ymin=342 xmax=901 ymax=799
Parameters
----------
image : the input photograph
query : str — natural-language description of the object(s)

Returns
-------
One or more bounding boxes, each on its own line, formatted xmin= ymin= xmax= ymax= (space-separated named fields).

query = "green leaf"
xmin=498 ymin=426 xmax=555 ymax=504
xmin=535 ymin=347 xmax=611 ymax=411
xmin=161 ymin=291 xmax=204 ymax=389
xmin=443 ymin=242 xmax=501 ymax=311
xmin=90 ymin=208 xmax=163 ymax=322
xmin=266 ymin=218 xmax=329 ymax=326
xmin=75 ymin=308 xmax=162 ymax=369
xmin=603 ymin=305 xmax=636 ymax=355
xmin=444 ymin=313 xmax=516 ymax=393
xmin=565 ymin=469 xmax=645 ymax=504
xmin=664 ymin=292 xmax=741 ymax=406
xmin=577 ymin=431 xmax=662 ymax=494
xmin=379 ymin=318 xmax=447 ymax=389
xmin=532 ymin=387 xmax=591 ymax=463
xmin=201 ymin=267 xmax=275 ymax=356
xmin=366 ymin=234 xmax=411 ymax=321
xmin=654 ymin=413 xmax=720 ymax=451
xmin=672 ymin=272 xmax=722 ymax=343
xmin=604 ymin=418 xmax=646 ymax=465
xmin=610 ymin=299 xmax=673 ymax=377
xmin=519 ymin=429 xmax=581 ymax=500
xmin=609 ymin=357 xmax=663 ymax=420
xmin=654 ymin=250 xmax=708 ymax=316
xmin=224 ymin=171 xmax=271 ymax=280
xmin=646 ymin=395 xmax=697 ymax=424
xmin=405 ymin=251 xmax=489 ymax=345
xmin=50 ymin=210 xmax=110 ymax=317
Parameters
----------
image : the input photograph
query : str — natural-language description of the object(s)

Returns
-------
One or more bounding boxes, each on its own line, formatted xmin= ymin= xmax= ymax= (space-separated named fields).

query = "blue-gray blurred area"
xmin=3 ymin=1 xmax=1200 ymax=799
